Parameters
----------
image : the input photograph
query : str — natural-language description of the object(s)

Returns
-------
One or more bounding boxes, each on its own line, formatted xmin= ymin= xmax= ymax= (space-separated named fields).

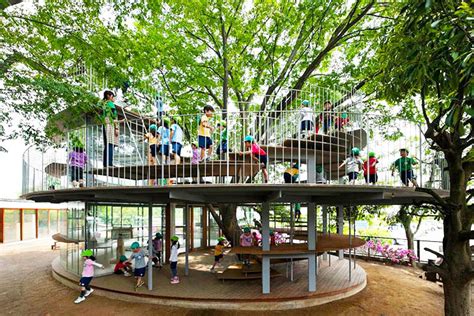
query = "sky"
xmin=0 ymin=139 xmax=27 ymax=199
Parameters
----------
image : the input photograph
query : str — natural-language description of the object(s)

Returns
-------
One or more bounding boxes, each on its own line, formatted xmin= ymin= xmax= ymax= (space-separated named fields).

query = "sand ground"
xmin=0 ymin=239 xmax=446 ymax=315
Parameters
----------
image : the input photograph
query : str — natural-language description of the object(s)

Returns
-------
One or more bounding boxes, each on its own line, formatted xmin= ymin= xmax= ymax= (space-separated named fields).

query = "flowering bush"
xmin=364 ymin=239 xmax=417 ymax=264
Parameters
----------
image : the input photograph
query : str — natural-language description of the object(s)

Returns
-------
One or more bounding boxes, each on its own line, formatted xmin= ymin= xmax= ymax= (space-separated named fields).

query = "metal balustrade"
xmin=21 ymin=107 xmax=449 ymax=194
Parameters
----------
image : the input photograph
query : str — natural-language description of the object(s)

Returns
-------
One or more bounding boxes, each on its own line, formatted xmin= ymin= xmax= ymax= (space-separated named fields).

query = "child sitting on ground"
xmin=74 ymin=249 xmax=104 ymax=304
xmin=126 ymin=242 xmax=147 ymax=290
xmin=242 ymin=135 xmax=269 ymax=183
xmin=114 ymin=255 xmax=132 ymax=276
xmin=363 ymin=151 xmax=379 ymax=184
xmin=338 ymin=147 xmax=363 ymax=184
xmin=152 ymin=232 xmax=163 ymax=268
xmin=198 ymin=105 xmax=215 ymax=162
xmin=391 ymin=148 xmax=418 ymax=187
xmin=210 ymin=237 xmax=227 ymax=273
xmin=170 ymin=235 xmax=180 ymax=284
xmin=283 ymin=163 xmax=299 ymax=183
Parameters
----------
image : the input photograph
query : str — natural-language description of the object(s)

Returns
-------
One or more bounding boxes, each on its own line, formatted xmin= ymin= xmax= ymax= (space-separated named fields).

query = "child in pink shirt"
xmin=74 ymin=249 xmax=104 ymax=304
xmin=242 ymin=135 xmax=269 ymax=183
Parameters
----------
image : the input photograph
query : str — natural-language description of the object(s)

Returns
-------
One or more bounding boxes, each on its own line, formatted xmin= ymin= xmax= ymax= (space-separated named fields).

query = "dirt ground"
xmin=0 ymin=239 xmax=447 ymax=316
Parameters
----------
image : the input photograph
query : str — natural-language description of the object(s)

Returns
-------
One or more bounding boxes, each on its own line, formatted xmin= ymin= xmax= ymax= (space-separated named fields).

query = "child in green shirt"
xmin=391 ymin=148 xmax=418 ymax=187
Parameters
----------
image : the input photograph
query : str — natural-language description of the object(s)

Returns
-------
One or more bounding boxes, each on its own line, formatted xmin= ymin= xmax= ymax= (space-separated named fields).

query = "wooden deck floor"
xmin=77 ymin=250 xmax=366 ymax=302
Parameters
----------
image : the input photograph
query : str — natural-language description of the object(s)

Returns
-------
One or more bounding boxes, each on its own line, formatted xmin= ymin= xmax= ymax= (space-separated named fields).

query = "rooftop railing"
xmin=22 ymin=108 xmax=449 ymax=194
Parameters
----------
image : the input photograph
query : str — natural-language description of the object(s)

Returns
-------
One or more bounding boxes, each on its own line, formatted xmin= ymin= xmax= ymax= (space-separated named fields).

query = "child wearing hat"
xmin=114 ymin=255 xmax=132 ymax=276
xmin=363 ymin=152 xmax=379 ymax=184
xmin=125 ymin=241 xmax=147 ymax=289
xmin=391 ymin=148 xmax=418 ymax=187
xmin=242 ymin=135 xmax=269 ymax=183
xmin=157 ymin=117 xmax=171 ymax=165
xmin=74 ymin=249 xmax=104 ymax=304
xmin=198 ymin=105 xmax=215 ymax=162
xmin=170 ymin=117 xmax=183 ymax=164
xmin=216 ymin=121 xmax=228 ymax=159
xmin=152 ymin=232 xmax=163 ymax=268
xmin=143 ymin=124 xmax=158 ymax=167
xmin=299 ymin=100 xmax=314 ymax=137
xmin=339 ymin=147 xmax=363 ymax=184
xmin=170 ymin=235 xmax=180 ymax=284
xmin=240 ymin=227 xmax=254 ymax=266
xmin=210 ymin=237 xmax=227 ymax=272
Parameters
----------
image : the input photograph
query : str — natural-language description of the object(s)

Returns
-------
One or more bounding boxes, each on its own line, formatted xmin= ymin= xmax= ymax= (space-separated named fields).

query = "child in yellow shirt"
xmin=210 ymin=237 xmax=226 ymax=273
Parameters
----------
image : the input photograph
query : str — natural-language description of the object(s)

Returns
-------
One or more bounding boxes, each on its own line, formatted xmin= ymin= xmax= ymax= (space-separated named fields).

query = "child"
xmin=315 ymin=164 xmax=327 ymax=184
xmin=299 ymin=100 xmax=314 ymax=137
xmin=242 ymin=135 xmax=269 ymax=183
xmin=74 ymin=249 xmax=104 ymax=304
xmin=252 ymin=232 xmax=261 ymax=247
xmin=240 ymin=227 xmax=253 ymax=265
xmin=198 ymin=105 xmax=215 ymax=161
xmin=157 ymin=118 xmax=171 ymax=165
xmin=155 ymin=95 xmax=164 ymax=122
xmin=269 ymin=230 xmax=276 ymax=246
xmin=170 ymin=235 xmax=180 ymax=284
xmin=283 ymin=163 xmax=299 ymax=183
xmin=102 ymin=90 xmax=119 ymax=167
xmin=210 ymin=237 xmax=226 ymax=272
xmin=114 ymin=255 xmax=132 ymax=276
xmin=294 ymin=203 xmax=302 ymax=221
xmin=69 ymin=144 xmax=87 ymax=188
xmin=126 ymin=241 xmax=147 ymax=289
xmin=216 ymin=121 xmax=228 ymax=159
xmin=191 ymin=143 xmax=200 ymax=164
xmin=335 ymin=113 xmax=350 ymax=131
xmin=339 ymin=147 xmax=363 ymax=184
xmin=152 ymin=232 xmax=163 ymax=268
xmin=143 ymin=124 xmax=158 ymax=166
xmin=316 ymin=101 xmax=333 ymax=134
xmin=170 ymin=117 xmax=183 ymax=165
xmin=391 ymin=148 xmax=418 ymax=187
xmin=363 ymin=151 xmax=379 ymax=184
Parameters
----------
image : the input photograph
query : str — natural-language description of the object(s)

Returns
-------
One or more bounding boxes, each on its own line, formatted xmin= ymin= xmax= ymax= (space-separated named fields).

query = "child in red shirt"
xmin=363 ymin=151 xmax=379 ymax=184
xmin=114 ymin=255 xmax=132 ymax=276
xmin=242 ymin=135 xmax=269 ymax=183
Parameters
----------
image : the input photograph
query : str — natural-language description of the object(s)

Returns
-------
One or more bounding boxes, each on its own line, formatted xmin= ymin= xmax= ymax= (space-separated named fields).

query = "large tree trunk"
xmin=441 ymin=153 xmax=472 ymax=316
xmin=208 ymin=203 xmax=241 ymax=246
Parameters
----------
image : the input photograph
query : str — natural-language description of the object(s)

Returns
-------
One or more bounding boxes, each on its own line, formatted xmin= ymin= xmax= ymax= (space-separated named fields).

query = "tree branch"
xmin=458 ymin=230 xmax=474 ymax=241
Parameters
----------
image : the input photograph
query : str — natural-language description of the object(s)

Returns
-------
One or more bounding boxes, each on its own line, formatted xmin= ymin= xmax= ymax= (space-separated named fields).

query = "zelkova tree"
xmin=366 ymin=2 xmax=473 ymax=315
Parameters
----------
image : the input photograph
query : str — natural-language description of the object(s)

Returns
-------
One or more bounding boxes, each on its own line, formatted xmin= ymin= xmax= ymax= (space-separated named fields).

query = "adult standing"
xmin=102 ymin=90 xmax=120 ymax=167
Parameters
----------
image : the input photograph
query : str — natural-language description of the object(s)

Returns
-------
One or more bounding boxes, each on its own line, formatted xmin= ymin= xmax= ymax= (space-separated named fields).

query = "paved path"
xmin=0 ymin=239 xmax=445 ymax=315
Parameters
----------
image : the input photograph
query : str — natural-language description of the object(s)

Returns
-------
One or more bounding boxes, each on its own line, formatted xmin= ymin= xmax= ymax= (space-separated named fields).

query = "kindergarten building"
xmin=20 ymin=84 xmax=449 ymax=310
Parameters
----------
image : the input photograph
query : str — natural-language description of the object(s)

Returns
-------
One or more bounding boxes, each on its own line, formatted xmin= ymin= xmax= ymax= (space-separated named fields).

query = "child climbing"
xmin=74 ymin=249 xmax=104 ymax=304
xmin=363 ymin=151 xmax=379 ymax=184
xmin=299 ymin=100 xmax=314 ymax=137
xmin=152 ymin=232 xmax=163 ymax=268
xmin=283 ymin=163 xmax=299 ymax=183
xmin=198 ymin=105 xmax=215 ymax=162
xmin=240 ymin=227 xmax=254 ymax=266
xmin=157 ymin=117 xmax=171 ymax=165
xmin=126 ymin=241 xmax=147 ymax=290
xmin=216 ymin=121 xmax=228 ymax=159
xmin=170 ymin=235 xmax=180 ymax=284
xmin=295 ymin=203 xmax=302 ymax=221
xmin=68 ymin=142 xmax=87 ymax=188
xmin=391 ymin=148 xmax=418 ymax=187
xmin=210 ymin=237 xmax=227 ymax=273
xmin=114 ymin=255 xmax=132 ymax=276
xmin=170 ymin=117 xmax=183 ymax=165
xmin=242 ymin=135 xmax=269 ymax=183
xmin=339 ymin=147 xmax=363 ymax=184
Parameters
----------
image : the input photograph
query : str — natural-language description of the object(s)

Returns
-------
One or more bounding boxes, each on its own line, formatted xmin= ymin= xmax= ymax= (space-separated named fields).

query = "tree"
xmin=364 ymin=1 xmax=473 ymax=314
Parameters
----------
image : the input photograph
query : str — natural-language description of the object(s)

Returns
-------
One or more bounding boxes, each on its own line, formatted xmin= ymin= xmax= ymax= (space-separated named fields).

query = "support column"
xmin=261 ymin=202 xmax=270 ymax=294
xmin=307 ymin=202 xmax=316 ymax=292
xmin=322 ymin=205 xmax=328 ymax=261
xmin=147 ymin=204 xmax=153 ymax=290
xmin=185 ymin=204 xmax=190 ymax=276
xmin=307 ymin=156 xmax=316 ymax=183
xmin=337 ymin=205 xmax=344 ymax=260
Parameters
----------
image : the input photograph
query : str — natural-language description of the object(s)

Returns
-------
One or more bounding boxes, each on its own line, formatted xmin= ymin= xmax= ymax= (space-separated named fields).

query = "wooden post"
xmin=0 ymin=208 xmax=4 ymax=243
xmin=20 ymin=209 xmax=24 ymax=241
xmin=35 ymin=209 xmax=39 ymax=239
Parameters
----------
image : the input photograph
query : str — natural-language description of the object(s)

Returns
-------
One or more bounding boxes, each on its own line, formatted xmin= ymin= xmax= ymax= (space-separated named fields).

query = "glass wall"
xmin=193 ymin=207 xmax=203 ymax=248
xmin=3 ymin=210 xmax=21 ymax=242
xmin=38 ymin=210 xmax=49 ymax=238
xmin=208 ymin=210 xmax=220 ymax=247
xmin=23 ymin=210 xmax=36 ymax=240
xmin=50 ymin=210 xmax=59 ymax=234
